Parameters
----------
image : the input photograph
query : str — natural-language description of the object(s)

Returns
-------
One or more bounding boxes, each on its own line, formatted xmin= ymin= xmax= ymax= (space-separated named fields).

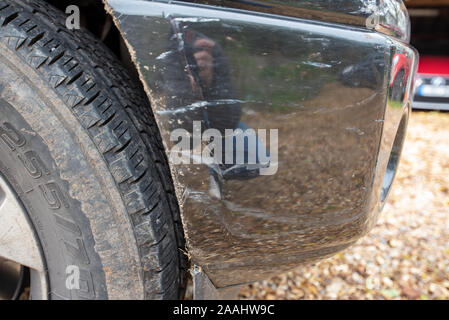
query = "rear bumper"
xmin=107 ymin=0 xmax=417 ymax=287
xmin=412 ymin=101 xmax=449 ymax=110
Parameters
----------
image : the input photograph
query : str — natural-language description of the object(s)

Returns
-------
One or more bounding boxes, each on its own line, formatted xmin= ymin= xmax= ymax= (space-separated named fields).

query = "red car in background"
xmin=413 ymin=56 xmax=449 ymax=110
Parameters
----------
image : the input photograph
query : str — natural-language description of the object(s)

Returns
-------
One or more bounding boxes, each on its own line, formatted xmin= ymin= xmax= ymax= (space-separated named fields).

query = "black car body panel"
xmin=105 ymin=0 xmax=417 ymax=287
xmin=173 ymin=0 xmax=410 ymax=42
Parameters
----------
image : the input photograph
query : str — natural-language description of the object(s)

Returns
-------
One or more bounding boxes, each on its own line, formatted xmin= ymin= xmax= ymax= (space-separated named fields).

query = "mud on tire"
xmin=0 ymin=0 xmax=186 ymax=299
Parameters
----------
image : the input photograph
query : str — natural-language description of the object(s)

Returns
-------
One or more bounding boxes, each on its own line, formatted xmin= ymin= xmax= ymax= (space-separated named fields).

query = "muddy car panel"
xmin=106 ymin=0 xmax=417 ymax=287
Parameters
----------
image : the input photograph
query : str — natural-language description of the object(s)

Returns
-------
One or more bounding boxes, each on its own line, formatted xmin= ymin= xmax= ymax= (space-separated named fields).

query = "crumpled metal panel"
xmin=106 ymin=0 xmax=417 ymax=287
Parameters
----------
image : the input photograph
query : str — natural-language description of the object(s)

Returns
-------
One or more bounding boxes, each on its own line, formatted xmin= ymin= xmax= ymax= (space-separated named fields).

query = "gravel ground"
xmin=239 ymin=111 xmax=449 ymax=300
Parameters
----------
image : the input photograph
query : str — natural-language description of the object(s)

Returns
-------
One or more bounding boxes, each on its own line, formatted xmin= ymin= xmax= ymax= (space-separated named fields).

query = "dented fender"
xmin=105 ymin=0 xmax=417 ymax=288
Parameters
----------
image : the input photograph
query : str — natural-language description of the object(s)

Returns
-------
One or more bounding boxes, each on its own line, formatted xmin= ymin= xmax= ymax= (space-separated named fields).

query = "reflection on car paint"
xmin=107 ymin=0 xmax=417 ymax=287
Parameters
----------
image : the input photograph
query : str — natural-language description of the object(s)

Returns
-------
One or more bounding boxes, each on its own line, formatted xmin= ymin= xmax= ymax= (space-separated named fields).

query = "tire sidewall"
xmin=0 ymin=45 xmax=111 ymax=300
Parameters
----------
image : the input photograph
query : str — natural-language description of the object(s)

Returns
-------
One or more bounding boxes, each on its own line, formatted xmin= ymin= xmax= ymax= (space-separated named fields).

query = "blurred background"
xmin=238 ymin=0 xmax=449 ymax=300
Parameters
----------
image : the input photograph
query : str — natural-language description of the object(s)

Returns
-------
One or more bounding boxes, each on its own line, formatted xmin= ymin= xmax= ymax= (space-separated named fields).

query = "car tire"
xmin=0 ymin=0 xmax=186 ymax=300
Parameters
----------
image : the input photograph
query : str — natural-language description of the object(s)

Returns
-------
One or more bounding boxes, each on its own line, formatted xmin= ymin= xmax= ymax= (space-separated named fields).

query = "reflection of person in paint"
xmin=161 ymin=21 xmax=270 ymax=195
xmin=192 ymin=38 xmax=215 ymax=91
xmin=161 ymin=22 xmax=240 ymax=132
